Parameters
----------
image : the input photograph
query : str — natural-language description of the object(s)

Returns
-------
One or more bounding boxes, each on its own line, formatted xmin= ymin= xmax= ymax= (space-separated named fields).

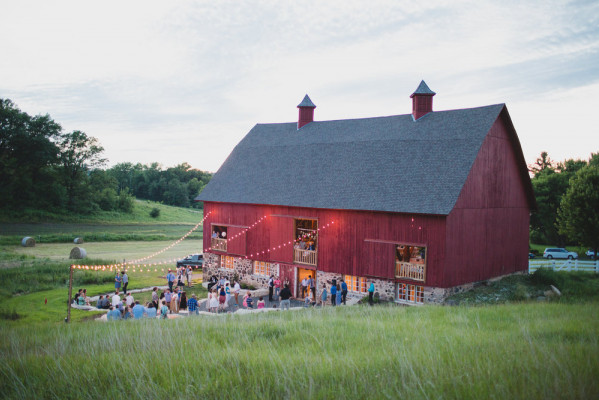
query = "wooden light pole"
xmin=66 ymin=264 xmax=74 ymax=323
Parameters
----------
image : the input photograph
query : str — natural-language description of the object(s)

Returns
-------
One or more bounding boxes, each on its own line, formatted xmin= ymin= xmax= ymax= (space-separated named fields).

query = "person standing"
xmin=309 ymin=275 xmax=316 ymax=302
xmin=233 ymin=280 xmax=241 ymax=307
xmin=268 ymin=275 xmax=274 ymax=302
xmin=335 ymin=282 xmax=342 ymax=306
xmin=330 ymin=282 xmax=337 ymax=306
xmin=300 ymin=277 xmax=308 ymax=299
xmin=187 ymin=294 xmax=199 ymax=315
xmin=164 ymin=289 xmax=172 ymax=311
xmin=368 ymin=281 xmax=375 ymax=305
xmin=186 ymin=266 xmax=193 ymax=287
xmin=114 ymin=272 xmax=122 ymax=292
xmin=177 ymin=268 xmax=185 ymax=290
xmin=122 ymin=270 xmax=129 ymax=294
xmin=341 ymin=279 xmax=348 ymax=305
xmin=151 ymin=287 xmax=159 ymax=309
xmin=279 ymin=284 xmax=292 ymax=311
xmin=320 ymin=284 xmax=328 ymax=307
xmin=274 ymin=276 xmax=281 ymax=300
xmin=166 ymin=269 xmax=175 ymax=292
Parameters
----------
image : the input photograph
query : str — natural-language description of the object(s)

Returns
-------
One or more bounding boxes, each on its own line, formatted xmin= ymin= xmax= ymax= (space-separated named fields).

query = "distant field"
xmin=9 ymin=240 xmax=203 ymax=264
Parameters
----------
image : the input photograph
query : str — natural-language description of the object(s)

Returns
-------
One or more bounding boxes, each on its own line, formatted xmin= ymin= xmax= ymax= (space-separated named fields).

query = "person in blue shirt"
xmin=107 ymin=306 xmax=121 ymax=321
xmin=122 ymin=271 xmax=129 ymax=294
xmin=368 ymin=282 xmax=375 ymax=305
xmin=330 ymin=281 xmax=337 ymax=306
xmin=145 ymin=302 xmax=157 ymax=318
xmin=132 ymin=301 xmax=145 ymax=319
xmin=160 ymin=301 xmax=169 ymax=319
xmin=114 ymin=272 xmax=122 ymax=291
xmin=166 ymin=270 xmax=175 ymax=291
xmin=187 ymin=294 xmax=199 ymax=315
xmin=341 ymin=279 xmax=348 ymax=305
xmin=320 ymin=284 xmax=328 ymax=307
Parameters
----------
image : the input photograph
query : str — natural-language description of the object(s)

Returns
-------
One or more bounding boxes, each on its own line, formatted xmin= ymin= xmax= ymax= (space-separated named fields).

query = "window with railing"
xmin=220 ymin=255 xmax=235 ymax=270
xmin=344 ymin=275 xmax=367 ymax=293
xmin=294 ymin=218 xmax=317 ymax=265
xmin=395 ymin=244 xmax=426 ymax=282
xmin=211 ymin=225 xmax=228 ymax=252
xmin=396 ymin=283 xmax=424 ymax=304
xmin=253 ymin=261 xmax=279 ymax=277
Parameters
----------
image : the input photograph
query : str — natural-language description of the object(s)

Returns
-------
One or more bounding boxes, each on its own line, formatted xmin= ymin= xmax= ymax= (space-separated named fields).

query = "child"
xmin=321 ymin=284 xmax=328 ymax=307
xmin=246 ymin=292 xmax=253 ymax=309
xmin=257 ymin=296 xmax=265 ymax=309
xmin=304 ymin=293 xmax=311 ymax=308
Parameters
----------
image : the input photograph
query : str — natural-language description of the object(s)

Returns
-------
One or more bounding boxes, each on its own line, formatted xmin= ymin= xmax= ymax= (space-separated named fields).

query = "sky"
xmin=1 ymin=0 xmax=598 ymax=172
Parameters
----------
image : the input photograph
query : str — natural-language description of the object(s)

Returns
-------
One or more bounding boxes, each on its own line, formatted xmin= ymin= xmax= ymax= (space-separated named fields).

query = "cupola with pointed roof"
xmin=297 ymin=94 xmax=316 ymax=129
xmin=410 ymin=80 xmax=436 ymax=120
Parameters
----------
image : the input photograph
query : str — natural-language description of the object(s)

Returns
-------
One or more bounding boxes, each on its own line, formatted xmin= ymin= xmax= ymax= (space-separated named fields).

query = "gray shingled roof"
xmin=197 ymin=104 xmax=506 ymax=215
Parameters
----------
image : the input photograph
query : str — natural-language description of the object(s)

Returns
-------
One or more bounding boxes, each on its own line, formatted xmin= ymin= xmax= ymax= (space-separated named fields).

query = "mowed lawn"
xmin=9 ymin=240 xmax=203 ymax=264
xmin=0 ymin=302 xmax=598 ymax=399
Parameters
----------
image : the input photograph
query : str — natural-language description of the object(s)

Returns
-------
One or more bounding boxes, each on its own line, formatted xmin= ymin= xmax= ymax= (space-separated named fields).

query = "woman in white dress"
xmin=209 ymin=290 xmax=219 ymax=313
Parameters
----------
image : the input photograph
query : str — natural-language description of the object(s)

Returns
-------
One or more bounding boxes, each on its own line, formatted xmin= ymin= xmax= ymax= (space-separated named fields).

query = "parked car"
xmin=543 ymin=248 xmax=578 ymax=260
xmin=176 ymin=254 xmax=203 ymax=269
xmin=587 ymin=249 xmax=596 ymax=259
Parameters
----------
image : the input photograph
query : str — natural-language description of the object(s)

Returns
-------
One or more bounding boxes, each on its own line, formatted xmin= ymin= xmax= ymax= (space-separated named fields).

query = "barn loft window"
xmin=211 ymin=225 xmax=228 ymax=252
xmin=395 ymin=244 xmax=426 ymax=282
xmin=254 ymin=261 xmax=279 ymax=277
xmin=294 ymin=218 xmax=317 ymax=266
xmin=396 ymin=283 xmax=424 ymax=304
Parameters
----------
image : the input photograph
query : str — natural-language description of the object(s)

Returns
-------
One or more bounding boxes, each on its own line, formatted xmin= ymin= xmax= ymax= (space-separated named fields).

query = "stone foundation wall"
xmin=203 ymin=253 xmax=522 ymax=304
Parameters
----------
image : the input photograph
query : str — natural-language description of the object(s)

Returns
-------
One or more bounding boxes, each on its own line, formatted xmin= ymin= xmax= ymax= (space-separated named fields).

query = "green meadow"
xmin=1 ymin=204 xmax=598 ymax=399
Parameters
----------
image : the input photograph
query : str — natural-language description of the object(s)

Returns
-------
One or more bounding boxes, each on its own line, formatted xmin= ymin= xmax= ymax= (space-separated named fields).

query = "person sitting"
xmin=145 ymin=302 xmax=157 ymax=318
xmin=107 ymin=306 xmax=121 ymax=321
xmin=125 ymin=293 xmax=134 ymax=307
xmin=212 ymin=231 xmax=218 ymax=239
xmin=246 ymin=292 xmax=253 ymax=309
xmin=132 ymin=301 xmax=145 ymax=319
xmin=96 ymin=295 xmax=106 ymax=309
xmin=257 ymin=296 xmax=265 ymax=309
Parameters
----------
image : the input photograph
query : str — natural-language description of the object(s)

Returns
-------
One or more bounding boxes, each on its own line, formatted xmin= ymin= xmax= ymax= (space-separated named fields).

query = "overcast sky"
xmin=2 ymin=0 xmax=598 ymax=172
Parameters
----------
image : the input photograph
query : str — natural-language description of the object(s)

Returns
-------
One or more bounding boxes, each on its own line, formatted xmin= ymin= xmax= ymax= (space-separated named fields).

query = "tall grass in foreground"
xmin=1 ymin=303 xmax=598 ymax=399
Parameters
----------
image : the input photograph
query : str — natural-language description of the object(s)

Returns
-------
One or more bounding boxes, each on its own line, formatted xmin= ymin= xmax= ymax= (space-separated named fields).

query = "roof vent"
xmin=297 ymin=94 xmax=316 ymax=129
xmin=410 ymin=80 xmax=435 ymax=120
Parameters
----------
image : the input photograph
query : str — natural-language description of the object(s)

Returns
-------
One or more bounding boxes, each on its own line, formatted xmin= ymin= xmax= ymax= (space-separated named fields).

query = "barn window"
xmin=344 ymin=275 xmax=367 ymax=293
xmin=220 ymin=255 xmax=235 ymax=270
xmin=395 ymin=244 xmax=426 ymax=282
xmin=253 ymin=261 xmax=279 ymax=277
xmin=293 ymin=218 xmax=318 ymax=266
xmin=396 ymin=283 xmax=424 ymax=304
xmin=211 ymin=225 xmax=228 ymax=252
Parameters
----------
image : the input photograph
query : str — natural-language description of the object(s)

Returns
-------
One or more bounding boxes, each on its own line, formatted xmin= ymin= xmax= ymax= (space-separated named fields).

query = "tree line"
xmin=0 ymin=98 xmax=211 ymax=214
xmin=529 ymin=151 xmax=599 ymax=255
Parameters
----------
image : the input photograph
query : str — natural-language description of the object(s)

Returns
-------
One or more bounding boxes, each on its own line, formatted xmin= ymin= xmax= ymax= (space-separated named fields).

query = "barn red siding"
xmin=445 ymin=112 xmax=530 ymax=287
xmin=203 ymin=202 xmax=447 ymax=287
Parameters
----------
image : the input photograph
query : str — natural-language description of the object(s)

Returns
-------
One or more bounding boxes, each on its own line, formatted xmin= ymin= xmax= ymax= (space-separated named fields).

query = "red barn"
xmin=196 ymin=81 xmax=535 ymax=304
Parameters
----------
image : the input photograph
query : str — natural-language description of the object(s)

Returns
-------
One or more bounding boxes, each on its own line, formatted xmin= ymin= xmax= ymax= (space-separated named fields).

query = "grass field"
xmin=0 ymin=302 xmax=597 ymax=399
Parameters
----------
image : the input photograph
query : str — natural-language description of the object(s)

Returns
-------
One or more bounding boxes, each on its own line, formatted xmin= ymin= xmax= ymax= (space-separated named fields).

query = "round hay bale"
xmin=74 ymin=237 xmax=84 ymax=244
xmin=21 ymin=237 xmax=36 ymax=247
xmin=70 ymin=247 xmax=87 ymax=259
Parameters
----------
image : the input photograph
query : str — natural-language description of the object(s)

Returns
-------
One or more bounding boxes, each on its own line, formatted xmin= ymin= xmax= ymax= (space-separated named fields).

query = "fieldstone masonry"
xmin=202 ymin=252 xmax=521 ymax=304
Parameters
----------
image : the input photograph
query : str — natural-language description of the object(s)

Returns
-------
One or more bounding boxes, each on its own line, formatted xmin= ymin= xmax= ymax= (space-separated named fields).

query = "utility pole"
xmin=66 ymin=265 xmax=73 ymax=323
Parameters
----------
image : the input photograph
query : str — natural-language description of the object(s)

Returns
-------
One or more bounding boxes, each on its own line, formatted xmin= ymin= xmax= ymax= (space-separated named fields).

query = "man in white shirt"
xmin=233 ymin=281 xmax=241 ymax=306
xmin=301 ymin=277 xmax=308 ymax=298
xmin=112 ymin=290 xmax=121 ymax=308
xmin=125 ymin=293 xmax=134 ymax=307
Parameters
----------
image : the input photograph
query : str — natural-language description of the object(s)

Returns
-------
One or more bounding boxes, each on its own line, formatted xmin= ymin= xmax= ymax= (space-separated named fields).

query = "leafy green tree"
xmin=557 ymin=163 xmax=599 ymax=256
xmin=529 ymin=151 xmax=554 ymax=177
xmin=59 ymin=131 xmax=106 ymax=212
xmin=117 ymin=188 xmax=135 ymax=213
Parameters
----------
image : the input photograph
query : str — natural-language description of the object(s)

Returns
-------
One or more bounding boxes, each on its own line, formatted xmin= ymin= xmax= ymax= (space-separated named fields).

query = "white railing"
xmin=395 ymin=261 xmax=426 ymax=281
xmin=211 ymin=237 xmax=227 ymax=252
xmin=529 ymin=259 xmax=599 ymax=273
xmin=294 ymin=248 xmax=317 ymax=266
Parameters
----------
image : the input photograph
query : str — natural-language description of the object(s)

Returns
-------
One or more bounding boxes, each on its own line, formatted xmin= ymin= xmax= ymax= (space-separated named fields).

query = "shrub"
xmin=530 ymin=268 xmax=565 ymax=289
xmin=150 ymin=207 xmax=160 ymax=218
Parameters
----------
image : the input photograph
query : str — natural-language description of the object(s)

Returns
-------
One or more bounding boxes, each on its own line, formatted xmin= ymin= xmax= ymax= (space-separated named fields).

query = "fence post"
xmin=596 ymin=260 xmax=599 ymax=274
xmin=66 ymin=265 xmax=73 ymax=323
